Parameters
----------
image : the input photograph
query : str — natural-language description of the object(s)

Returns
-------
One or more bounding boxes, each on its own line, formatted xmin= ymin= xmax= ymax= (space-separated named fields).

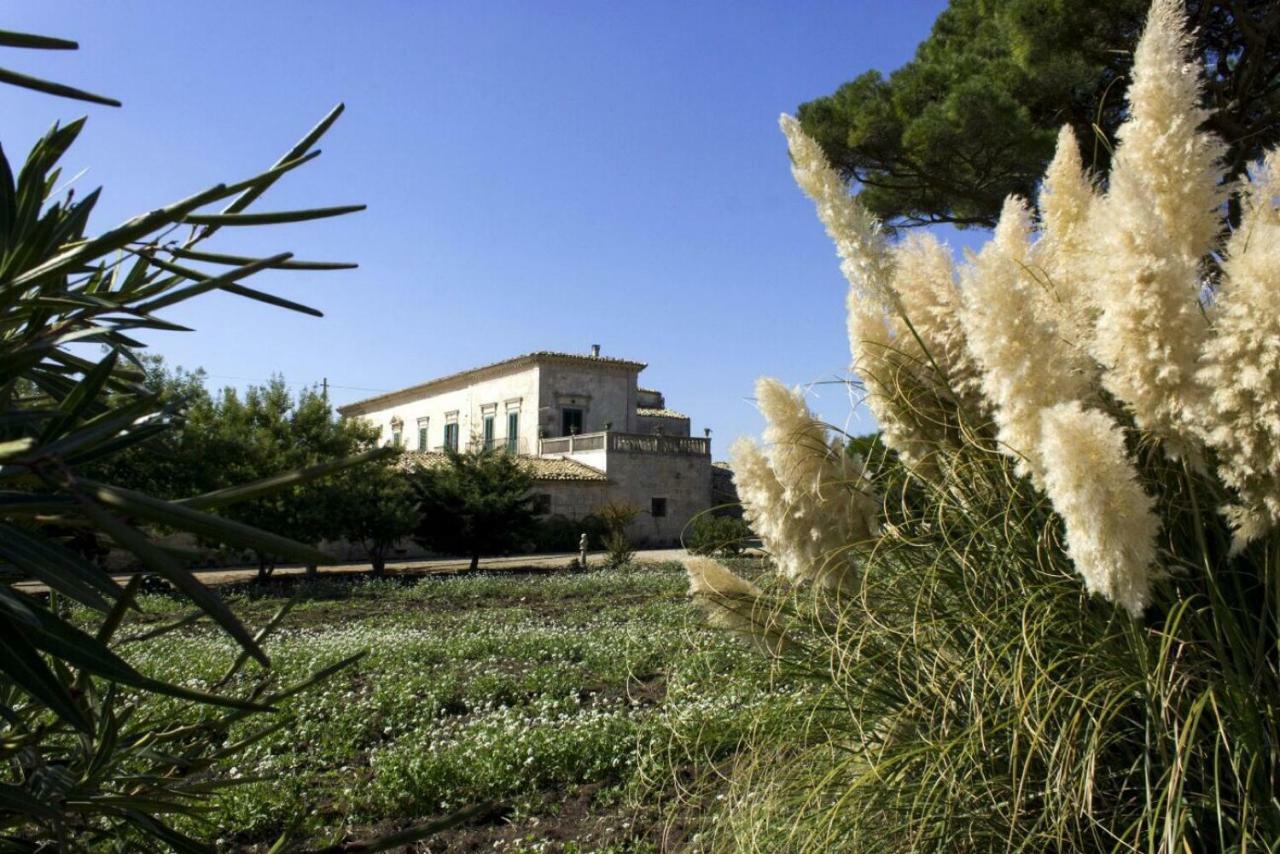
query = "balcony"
xmin=538 ymin=430 xmax=709 ymax=457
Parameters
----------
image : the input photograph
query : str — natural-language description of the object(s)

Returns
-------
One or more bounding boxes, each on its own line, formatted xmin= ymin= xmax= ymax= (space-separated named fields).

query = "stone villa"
xmin=337 ymin=347 xmax=714 ymax=545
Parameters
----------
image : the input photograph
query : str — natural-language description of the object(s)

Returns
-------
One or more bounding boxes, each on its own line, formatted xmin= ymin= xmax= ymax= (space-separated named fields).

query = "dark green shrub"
xmin=531 ymin=513 xmax=607 ymax=552
xmin=685 ymin=514 xmax=754 ymax=557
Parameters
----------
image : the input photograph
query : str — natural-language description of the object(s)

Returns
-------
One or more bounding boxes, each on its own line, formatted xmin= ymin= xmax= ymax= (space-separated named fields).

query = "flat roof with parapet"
xmin=636 ymin=407 xmax=688 ymax=419
xmin=337 ymin=351 xmax=647 ymax=416
xmin=398 ymin=451 xmax=609 ymax=482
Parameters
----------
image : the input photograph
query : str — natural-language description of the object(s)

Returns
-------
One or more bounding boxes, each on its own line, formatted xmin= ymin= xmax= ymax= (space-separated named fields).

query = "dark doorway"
xmin=562 ymin=408 xmax=583 ymax=436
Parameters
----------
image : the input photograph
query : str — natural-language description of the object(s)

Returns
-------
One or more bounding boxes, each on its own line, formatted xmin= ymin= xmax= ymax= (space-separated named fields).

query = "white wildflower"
xmin=1040 ymin=402 xmax=1160 ymax=617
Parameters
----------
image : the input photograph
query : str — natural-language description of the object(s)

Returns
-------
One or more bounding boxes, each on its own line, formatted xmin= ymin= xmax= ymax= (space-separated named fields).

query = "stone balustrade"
xmin=538 ymin=431 xmax=709 ymax=457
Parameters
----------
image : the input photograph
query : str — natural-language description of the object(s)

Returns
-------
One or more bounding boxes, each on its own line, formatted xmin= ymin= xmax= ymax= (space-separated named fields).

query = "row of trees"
xmin=85 ymin=358 xmax=416 ymax=575
xmin=87 ymin=358 xmax=581 ymax=575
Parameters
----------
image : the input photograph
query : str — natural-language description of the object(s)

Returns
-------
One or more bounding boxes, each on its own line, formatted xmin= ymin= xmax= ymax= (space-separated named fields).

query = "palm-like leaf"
xmin=0 ymin=31 xmax=378 ymax=849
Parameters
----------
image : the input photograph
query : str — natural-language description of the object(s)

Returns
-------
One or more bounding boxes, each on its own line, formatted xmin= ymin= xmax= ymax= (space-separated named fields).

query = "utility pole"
xmin=321 ymin=377 xmax=328 ymax=401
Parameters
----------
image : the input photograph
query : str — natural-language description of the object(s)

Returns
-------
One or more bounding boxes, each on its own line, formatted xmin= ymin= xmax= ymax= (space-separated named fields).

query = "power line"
xmin=201 ymin=374 xmax=390 ymax=393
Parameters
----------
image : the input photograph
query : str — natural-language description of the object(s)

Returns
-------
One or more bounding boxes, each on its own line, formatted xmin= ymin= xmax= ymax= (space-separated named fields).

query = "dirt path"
xmin=14 ymin=548 xmax=693 ymax=594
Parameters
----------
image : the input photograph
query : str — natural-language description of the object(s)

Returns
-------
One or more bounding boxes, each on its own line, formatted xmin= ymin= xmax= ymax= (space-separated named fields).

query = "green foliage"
xmin=100 ymin=563 xmax=769 ymax=847
xmin=598 ymin=502 xmax=641 ymax=569
xmin=0 ymin=31 xmax=374 ymax=848
xmin=194 ymin=378 xmax=380 ymax=575
xmin=798 ymin=0 xmax=1280 ymax=228
xmin=409 ymin=448 xmax=537 ymax=570
xmin=685 ymin=514 xmax=753 ymax=557
xmin=531 ymin=512 xmax=608 ymax=552
xmin=689 ymin=438 xmax=1280 ymax=850
xmin=329 ymin=455 xmax=418 ymax=574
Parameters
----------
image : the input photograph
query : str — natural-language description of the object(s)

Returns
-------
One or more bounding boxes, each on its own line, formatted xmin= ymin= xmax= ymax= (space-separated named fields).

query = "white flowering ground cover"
xmin=102 ymin=561 xmax=785 ymax=850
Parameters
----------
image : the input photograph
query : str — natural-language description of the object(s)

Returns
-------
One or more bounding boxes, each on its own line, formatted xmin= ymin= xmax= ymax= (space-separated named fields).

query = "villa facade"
xmin=337 ymin=347 xmax=713 ymax=545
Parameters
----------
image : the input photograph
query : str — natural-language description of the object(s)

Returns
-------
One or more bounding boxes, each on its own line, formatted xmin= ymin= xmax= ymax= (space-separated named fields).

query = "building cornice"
xmin=337 ymin=351 xmax=646 ymax=416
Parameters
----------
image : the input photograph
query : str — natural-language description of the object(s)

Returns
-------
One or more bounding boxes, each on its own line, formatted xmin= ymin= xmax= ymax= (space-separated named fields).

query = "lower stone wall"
xmin=529 ymin=453 xmax=712 ymax=547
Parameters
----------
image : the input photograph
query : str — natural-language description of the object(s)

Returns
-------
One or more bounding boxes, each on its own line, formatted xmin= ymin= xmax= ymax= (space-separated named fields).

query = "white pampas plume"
xmin=685 ymin=557 xmax=785 ymax=652
xmin=960 ymin=197 xmax=1093 ymax=482
xmin=731 ymin=380 xmax=879 ymax=589
xmin=1196 ymin=150 xmax=1280 ymax=549
xmin=756 ymin=379 xmax=878 ymax=592
xmin=780 ymin=114 xmax=895 ymax=309
xmin=889 ymin=232 xmax=983 ymax=406
xmin=781 ymin=114 xmax=957 ymax=468
xmin=1089 ymin=0 xmax=1226 ymax=454
xmin=1034 ymin=125 xmax=1102 ymax=359
xmin=730 ymin=436 xmax=789 ymax=564
xmin=1040 ymin=402 xmax=1160 ymax=617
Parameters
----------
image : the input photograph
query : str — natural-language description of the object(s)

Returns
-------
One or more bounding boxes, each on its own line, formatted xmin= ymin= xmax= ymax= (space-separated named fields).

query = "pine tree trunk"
xmin=469 ymin=552 xmax=480 ymax=572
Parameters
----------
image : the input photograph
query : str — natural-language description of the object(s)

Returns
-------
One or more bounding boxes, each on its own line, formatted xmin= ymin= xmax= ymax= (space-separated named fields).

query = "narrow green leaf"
xmin=0 ymin=522 xmax=119 ymax=610
xmin=79 ymin=478 xmax=336 ymax=566
xmin=40 ymin=349 xmax=119 ymax=442
xmin=182 ymin=204 xmax=365 ymax=226
xmin=205 ymin=103 xmax=345 ymax=241
xmin=71 ymin=496 xmax=268 ymax=666
xmin=0 ymin=618 xmax=91 ymax=732
xmin=132 ymin=252 xmax=294 ymax=315
xmin=215 ymin=600 xmax=294 ymax=688
xmin=2 ymin=587 xmax=270 ymax=711
xmin=120 ymin=609 xmax=204 ymax=645
xmin=0 ymin=30 xmax=78 ymax=50
xmin=0 ymin=782 xmax=61 ymax=821
xmin=13 ymin=150 xmax=320 ymax=288
xmin=0 ymin=65 xmax=119 ymax=106
xmin=166 ymin=246 xmax=356 ymax=271
xmin=120 ymin=811 xmax=209 ymax=854
xmin=180 ymin=447 xmax=392 ymax=510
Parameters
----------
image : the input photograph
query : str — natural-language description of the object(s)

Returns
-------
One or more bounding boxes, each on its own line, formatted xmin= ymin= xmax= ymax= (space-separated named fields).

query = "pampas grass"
xmin=673 ymin=1 xmax=1280 ymax=849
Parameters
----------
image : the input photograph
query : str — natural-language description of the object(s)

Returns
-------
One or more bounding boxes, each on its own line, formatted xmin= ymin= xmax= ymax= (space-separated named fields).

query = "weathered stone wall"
xmin=538 ymin=363 xmax=639 ymax=435
xmin=601 ymin=450 xmax=712 ymax=546
xmin=635 ymin=413 xmax=691 ymax=436
xmin=531 ymin=480 xmax=612 ymax=520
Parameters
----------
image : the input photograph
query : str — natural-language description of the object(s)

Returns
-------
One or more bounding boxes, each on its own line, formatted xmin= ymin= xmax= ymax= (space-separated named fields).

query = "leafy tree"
xmin=410 ymin=448 xmax=536 ymax=571
xmin=186 ymin=379 xmax=380 ymax=577
xmin=798 ymin=0 xmax=1280 ymax=229
xmin=81 ymin=354 xmax=213 ymax=499
xmin=331 ymin=454 xmax=419 ymax=574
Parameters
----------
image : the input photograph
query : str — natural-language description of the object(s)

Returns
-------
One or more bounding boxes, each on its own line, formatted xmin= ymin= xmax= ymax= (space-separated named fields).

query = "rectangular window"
xmin=506 ymin=411 xmax=519 ymax=453
xmin=483 ymin=414 xmax=495 ymax=450
xmin=561 ymin=407 xmax=583 ymax=436
xmin=532 ymin=494 xmax=552 ymax=515
xmin=417 ymin=418 xmax=429 ymax=451
xmin=650 ymin=498 xmax=667 ymax=518
xmin=444 ymin=422 xmax=459 ymax=451
xmin=391 ymin=429 xmax=402 ymax=448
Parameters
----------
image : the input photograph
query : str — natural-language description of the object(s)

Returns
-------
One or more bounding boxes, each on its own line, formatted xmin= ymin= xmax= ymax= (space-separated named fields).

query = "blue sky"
xmin=5 ymin=1 xmax=964 ymax=451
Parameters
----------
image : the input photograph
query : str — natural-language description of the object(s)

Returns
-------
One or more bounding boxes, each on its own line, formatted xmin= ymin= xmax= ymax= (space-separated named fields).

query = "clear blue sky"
xmin=5 ymin=1 xmax=960 ymax=451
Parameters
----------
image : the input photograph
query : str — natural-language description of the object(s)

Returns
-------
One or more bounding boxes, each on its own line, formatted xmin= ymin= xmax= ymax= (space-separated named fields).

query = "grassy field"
xmin=112 ymin=560 xmax=788 ymax=850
